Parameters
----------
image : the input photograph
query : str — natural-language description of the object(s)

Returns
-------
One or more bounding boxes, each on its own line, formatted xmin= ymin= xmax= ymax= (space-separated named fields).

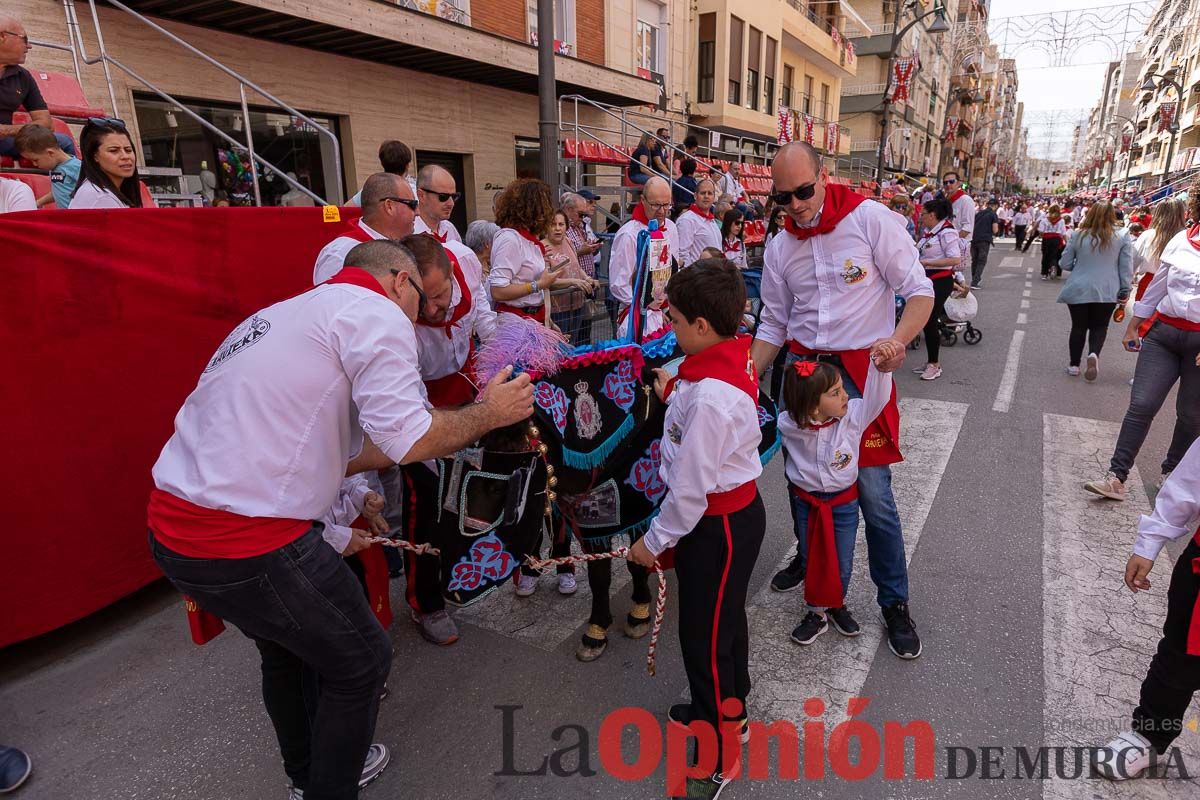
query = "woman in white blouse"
xmin=913 ymin=196 xmax=961 ymax=381
xmin=69 ymin=118 xmax=150 ymax=209
xmin=488 ymin=178 xmax=578 ymax=324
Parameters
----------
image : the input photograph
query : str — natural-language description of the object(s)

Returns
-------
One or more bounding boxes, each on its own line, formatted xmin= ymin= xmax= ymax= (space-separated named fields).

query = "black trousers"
xmin=584 ymin=539 xmax=651 ymax=628
xmin=970 ymin=241 xmax=991 ymax=285
xmin=1014 ymin=225 xmax=1027 ymax=250
xmin=1041 ymin=238 xmax=1064 ymax=276
xmin=401 ymin=464 xmax=445 ymax=614
xmin=1066 ymin=302 xmax=1115 ymax=367
xmin=675 ymin=494 xmax=766 ymax=771
xmin=1131 ymin=536 xmax=1200 ymax=753
xmin=151 ymin=528 xmax=392 ymax=800
xmin=923 ymin=275 xmax=955 ymax=364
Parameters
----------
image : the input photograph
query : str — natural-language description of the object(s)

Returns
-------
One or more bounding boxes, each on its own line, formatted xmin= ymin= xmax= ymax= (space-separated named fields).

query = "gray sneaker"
xmin=287 ymin=744 xmax=390 ymax=798
xmin=411 ymin=609 xmax=459 ymax=645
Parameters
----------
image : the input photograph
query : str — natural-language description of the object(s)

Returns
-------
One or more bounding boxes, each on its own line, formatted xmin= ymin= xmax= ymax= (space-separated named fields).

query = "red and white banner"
xmin=943 ymin=116 xmax=959 ymax=142
xmin=803 ymin=113 xmax=815 ymax=145
xmin=825 ymin=123 xmax=841 ymax=154
xmin=777 ymin=106 xmax=793 ymax=144
xmin=847 ymin=41 xmax=855 ymax=63
xmin=1120 ymin=133 xmax=1131 ymax=153
xmin=831 ymin=28 xmax=840 ymax=47
xmin=1158 ymin=102 xmax=1177 ymax=132
xmin=889 ymin=57 xmax=917 ymax=103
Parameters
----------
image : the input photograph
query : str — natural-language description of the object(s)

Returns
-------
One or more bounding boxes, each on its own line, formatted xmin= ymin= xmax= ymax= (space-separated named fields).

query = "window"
xmin=526 ymin=0 xmax=575 ymax=54
xmin=820 ymin=83 xmax=830 ymax=120
xmin=636 ymin=20 xmax=659 ymax=72
xmin=515 ymin=137 xmax=540 ymax=180
xmin=783 ymin=64 xmax=794 ymax=110
xmin=747 ymin=27 xmax=761 ymax=111
xmin=698 ymin=13 xmax=716 ymax=104
xmin=803 ymin=75 xmax=813 ymax=114
xmin=729 ymin=16 xmax=744 ymax=106
xmin=764 ymin=37 xmax=777 ymax=115
xmin=133 ymin=93 xmax=342 ymax=205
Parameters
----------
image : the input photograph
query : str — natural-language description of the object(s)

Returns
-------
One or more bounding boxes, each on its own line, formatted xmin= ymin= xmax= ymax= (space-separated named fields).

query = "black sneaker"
xmin=770 ymin=555 xmax=805 ymax=592
xmin=669 ymin=704 xmax=749 ymax=743
xmin=684 ymin=770 xmax=732 ymax=799
xmin=881 ymin=603 xmax=922 ymax=659
xmin=790 ymin=611 xmax=828 ymax=645
xmin=827 ymin=606 xmax=861 ymax=637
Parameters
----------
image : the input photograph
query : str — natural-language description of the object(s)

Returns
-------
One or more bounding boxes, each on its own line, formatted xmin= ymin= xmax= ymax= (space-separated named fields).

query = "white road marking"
xmin=1021 ymin=299 xmax=1030 ymax=309
xmin=1023 ymin=289 xmax=1032 ymax=297
xmin=1000 ymin=256 xmax=1024 ymax=269
xmin=1042 ymin=414 xmax=1200 ymax=798
xmin=1017 ymin=312 xmax=1028 ymax=324
xmin=1025 ymin=281 xmax=1033 ymax=288
xmin=746 ymin=399 xmax=968 ymax=728
xmin=992 ymin=329 xmax=1026 ymax=413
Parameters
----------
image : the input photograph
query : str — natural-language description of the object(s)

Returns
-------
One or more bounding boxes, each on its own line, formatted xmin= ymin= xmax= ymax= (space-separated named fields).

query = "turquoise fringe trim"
xmin=561 ymin=413 xmax=636 ymax=469
xmin=759 ymin=431 xmax=782 ymax=466
xmin=580 ymin=510 xmax=660 ymax=545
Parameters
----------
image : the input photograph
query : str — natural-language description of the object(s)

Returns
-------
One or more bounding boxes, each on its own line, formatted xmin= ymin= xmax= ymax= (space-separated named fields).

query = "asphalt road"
xmin=4 ymin=238 xmax=1198 ymax=800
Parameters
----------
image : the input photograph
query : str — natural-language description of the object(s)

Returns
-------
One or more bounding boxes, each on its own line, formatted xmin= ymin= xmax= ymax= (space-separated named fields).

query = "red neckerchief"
xmin=663 ymin=334 xmax=757 ymax=402
xmin=802 ymin=417 xmax=839 ymax=430
xmin=632 ymin=202 xmax=651 ymax=226
xmin=688 ymin=204 xmax=715 ymax=221
xmin=783 ymin=183 xmax=866 ymax=241
xmin=429 ymin=225 xmax=449 ymax=244
xmin=724 ymin=238 xmax=743 ymax=253
xmin=325 ymin=266 xmax=387 ymax=297
xmin=340 ymin=220 xmax=375 ymax=243
xmin=414 ymin=250 xmax=472 ymax=339
xmin=515 ymin=227 xmax=547 ymax=255
xmin=949 ymin=189 xmax=966 ymax=203
xmin=918 ymin=220 xmax=954 ymax=249
xmin=1187 ymin=224 xmax=1200 ymax=251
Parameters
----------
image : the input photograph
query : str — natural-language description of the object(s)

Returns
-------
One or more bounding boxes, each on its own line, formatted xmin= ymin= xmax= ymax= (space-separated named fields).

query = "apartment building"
xmin=839 ymin=0 xmax=958 ymax=182
xmin=689 ymin=0 xmax=861 ymax=163
xmin=11 ymin=0 xmax=685 ymax=218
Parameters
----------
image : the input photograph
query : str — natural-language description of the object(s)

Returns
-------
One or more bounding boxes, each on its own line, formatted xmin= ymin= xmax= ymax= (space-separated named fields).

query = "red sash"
xmin=705 ymin=482 xmax=757 ymax=516
xmin=495 ymin=302 xmax=545 ymax=322
xmin=423 ymin=348 xmax=478 ymax=408
xmin=1159 ymin=314 xmax=1200 ymax=332
xmin=790 ymin=483 xmax=858 ymax=608
xmin=787 ymin=341 xmax=902 ymax=467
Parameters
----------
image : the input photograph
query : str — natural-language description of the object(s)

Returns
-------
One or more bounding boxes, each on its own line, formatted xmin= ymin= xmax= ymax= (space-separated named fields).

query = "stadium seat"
xmin=1 ymin=173 xmax=53 ymax=207
xmin=562 ymin=138 xmax=579 ymax=159
xmin=25 ymin=71 xmax=104 ymax=120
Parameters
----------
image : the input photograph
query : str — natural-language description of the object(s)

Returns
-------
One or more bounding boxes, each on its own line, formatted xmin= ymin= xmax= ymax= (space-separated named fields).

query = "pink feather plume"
xmin=475 ymin=318 xmax=569 ymax=390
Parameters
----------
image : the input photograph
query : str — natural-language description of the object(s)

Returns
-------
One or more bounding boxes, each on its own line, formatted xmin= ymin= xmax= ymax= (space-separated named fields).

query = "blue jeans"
xmin=0 ymin=132 xmax=76 ymax=158
xmin=789 ymin=488 xmax=859 ymax=609
xmin=151 ymin=526 xmax=392 ymax=800
xmin=782 ymin=353 xmax=910 ymax=608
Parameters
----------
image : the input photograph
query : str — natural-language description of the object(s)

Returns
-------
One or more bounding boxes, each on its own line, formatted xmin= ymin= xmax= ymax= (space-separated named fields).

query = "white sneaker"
xmin=919 ymin=364 xmax=942 ymax=381
xmin=1095 ymin=731 xmax=1154 ymax=780
xmin=1084 ymin=353 xmax=1099 ymax=382
xmin=911 ymin=364 xmax=929 ymax=374
xmin=557 ymin=573 xmax=578 ymax=595
xmin=515 ymin=573 xmax=539 ymax=597
xmin=1066 ymin=366 xmax=1081 ymax=376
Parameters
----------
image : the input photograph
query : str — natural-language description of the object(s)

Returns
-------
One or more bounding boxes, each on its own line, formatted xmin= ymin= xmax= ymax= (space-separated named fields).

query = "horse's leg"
xmin=625 ymin=560 xmax=652 ymax=639
xmin=577 ymin=558 xmax=613 ymax=662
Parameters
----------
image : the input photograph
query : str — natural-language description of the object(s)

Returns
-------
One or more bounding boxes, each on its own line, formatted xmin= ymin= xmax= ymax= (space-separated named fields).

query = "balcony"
xmin=781 ymin=1 xmax=857 ymax=77
xmin=110 ymin=0 xmax=660 ymax=107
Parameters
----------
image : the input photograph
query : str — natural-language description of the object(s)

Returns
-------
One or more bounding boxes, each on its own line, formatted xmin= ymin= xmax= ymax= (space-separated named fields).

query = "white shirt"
xmin=718 ymin=172 xmax=746 ymax=202
xmin=757 ymin=199 xmax=933 ymax=352
xmin=318 ymin=474 xmax=375 ymax=554
xmin=675 ymin=207 xmax=722 ymax=266
xmin=1132 ymin=437 xmax=1200 ymax=562
xmin=1133 ymin=229 xmax=1200 ymax=322
xmin=415 ymin=240 xmax=497 ymax=380
xmin=414 ymin=215 xmax=462 ymax=243
xmin=1072 ymin=206 xmax=1085 ymax=223
xmin=313 ymin=219 xmax=386 ymax=285
xmin=1013 ymin=211 xmax=1031 ymax=226
xmin=1132 ymin=228 xmax=1160 ymax=276
xmin=1036 ymin=217 xmax=1068 ymax=237
xmin=152 ymin=280 xmax=433 ymax=521
xmin=0 ymin=178 xmax=36 ymax=213
xmin=488 ymin=227 xmax=547 ymax=310
xmin=68 ymin=179 xmax=126 ymax=210
xmin=610 ymin=215 xmax=681 ymax=335
xmin=642 ymin=378 xmax=762 ymax=556
xmin=951 ymin=193 xmax=975 ymax=236
xmin=917 ymin=221 xmax=961 ymax=265
xmin=779 ymin=364 xmax=892 ymax=492
xmin=723 ymin=238 xmax=748 ymax=270
xmin=997 ymin=207 xmax=1013 ymax=222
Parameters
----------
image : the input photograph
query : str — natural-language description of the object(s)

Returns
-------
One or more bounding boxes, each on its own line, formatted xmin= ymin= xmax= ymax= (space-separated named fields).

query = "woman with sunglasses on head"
xmin=488 ymin=178 xmax=577 ymax=325
xmin=888 ymin=195 xmax=917 ymax=241
xmin=69 ymin=118 xmax=150 ymax=209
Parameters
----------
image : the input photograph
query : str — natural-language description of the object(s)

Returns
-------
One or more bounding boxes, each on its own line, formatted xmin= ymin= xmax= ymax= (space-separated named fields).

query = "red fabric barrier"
xmin=0 ymin=205 xmax=361 ymax=647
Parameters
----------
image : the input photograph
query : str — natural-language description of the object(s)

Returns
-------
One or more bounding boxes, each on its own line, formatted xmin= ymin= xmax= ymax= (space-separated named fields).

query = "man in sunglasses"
xmin=150 ymin=239 xmax=533 ymax=800
xmin=313 ymin=172 xmax=417 ymax=284
xmin=942 ymin=171 xmax=976 ymax=264
xmin=0 ymin=16 xmax=77 ymax=159
xmin=414 ymin=164 xmax=463 ymax=244
xmin=609 ymin=175 xmax=680 ymax=337
xmin=750 ymin=142 xmax=933 ymax=660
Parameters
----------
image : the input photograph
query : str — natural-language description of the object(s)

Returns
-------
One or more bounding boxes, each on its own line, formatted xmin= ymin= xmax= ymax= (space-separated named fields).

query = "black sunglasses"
xmin=419 ymin=187 xmax=461 ymax=203
xmin=942 ymin=178 xmax=957 ymax=185
xmin=390 ymin=270 xmax=428 ymax=308
xmin=770 ymin=182 xmax=817 ymax=206
xmin=382 ymin=196 xmax=419 ymax=210
xmin=86 ymin=116 xmax=127 ymax=130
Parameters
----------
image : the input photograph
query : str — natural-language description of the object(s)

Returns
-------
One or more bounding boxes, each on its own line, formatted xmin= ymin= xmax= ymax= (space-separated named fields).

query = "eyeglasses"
xmin=0 ymin=30 xmax=29 ymax=44
xmin=942 ymin=179 xmax=957 ymax=185
xmin=86 ymin=116 xmax=127 ymax=130
xmin=645 ymin=201 xmax=672 ymax=210
xmin=382 ymin=196 xmax=419 ymax=210
xmin=770 ymin=182 xmax=817 ymax=206
xmin=391 ymin=269 xmax=428 ymax=308
xmin=419 ymin=187 xmax=461 ymax=203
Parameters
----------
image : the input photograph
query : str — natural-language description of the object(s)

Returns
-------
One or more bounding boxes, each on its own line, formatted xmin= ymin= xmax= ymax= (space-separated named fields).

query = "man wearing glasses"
xmin=608 ymin=175 xmax=680 ymax=337
xmin=751 ymin=142 xmax=933 ymax=660
xmin=0 ymin=16 xmax=77 ymax=159
xmin=942 ymin=171 xmax=976 ymax=257
xmin=313 ymin=173 xmax=417 ymax=284
xmin=413 ymin=164 xmax=463 ymax=244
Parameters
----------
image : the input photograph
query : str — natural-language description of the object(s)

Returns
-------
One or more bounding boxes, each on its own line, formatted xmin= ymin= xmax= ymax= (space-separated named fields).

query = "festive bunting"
xmin=1158 ymin=102 xmax=1177 ymax=132
xmin=943 ymin=116 xmax=959 ymax=143
xmin=847 ymin=41 xmax=855 ymax=62
xmin=825 ymin=123 xmax=841 ymax=154
xmin=1120 ymin=133 xmax=1131 ymax=152
xmin=889 ymin=58 xmax=917 ymax=103
xmin=803 ymin=113 xmax=815 ymax=145
xmin=777 ymin=106 xmax=793 ymax=144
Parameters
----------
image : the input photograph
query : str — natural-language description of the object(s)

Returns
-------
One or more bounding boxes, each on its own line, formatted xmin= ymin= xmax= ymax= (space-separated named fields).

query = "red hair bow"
xmin=794 ymin=360 xmax=818 ymax=377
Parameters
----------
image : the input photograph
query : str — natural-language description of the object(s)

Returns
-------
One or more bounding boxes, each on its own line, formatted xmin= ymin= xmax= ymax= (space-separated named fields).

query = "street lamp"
xmin=1139 ymin=72 xmax=1183 ymax=187
xmin=875 ymin=1 xmax=951 ymax=196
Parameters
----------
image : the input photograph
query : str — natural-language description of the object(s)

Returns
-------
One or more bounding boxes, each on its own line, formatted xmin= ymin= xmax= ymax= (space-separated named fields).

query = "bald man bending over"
xmin=609 ymin=176 xmax=680 ymax=336
xmin=414 ymin=164 xmax=462 ymax=243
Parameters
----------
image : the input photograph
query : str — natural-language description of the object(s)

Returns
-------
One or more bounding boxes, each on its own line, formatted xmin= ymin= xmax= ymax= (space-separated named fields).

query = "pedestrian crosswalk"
xmin=1042 ymin=414 xmax=1200 ymax=796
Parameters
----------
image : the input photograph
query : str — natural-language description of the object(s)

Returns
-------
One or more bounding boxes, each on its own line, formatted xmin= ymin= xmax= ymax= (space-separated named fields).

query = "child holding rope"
xmin=628 ymin=258 xmax=765 ymax=798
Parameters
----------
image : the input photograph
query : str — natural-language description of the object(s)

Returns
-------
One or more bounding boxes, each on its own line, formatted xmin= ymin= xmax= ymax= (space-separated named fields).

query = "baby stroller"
xmin=896 ymin=286 xmax=982 ymax=350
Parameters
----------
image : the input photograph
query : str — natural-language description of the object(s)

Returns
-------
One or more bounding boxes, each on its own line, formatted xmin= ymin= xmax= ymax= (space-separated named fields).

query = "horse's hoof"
xmin=625 ymin=605 xmax=651 ymax=639
xmin=576 ymin=624 xmax=609 ymax=662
